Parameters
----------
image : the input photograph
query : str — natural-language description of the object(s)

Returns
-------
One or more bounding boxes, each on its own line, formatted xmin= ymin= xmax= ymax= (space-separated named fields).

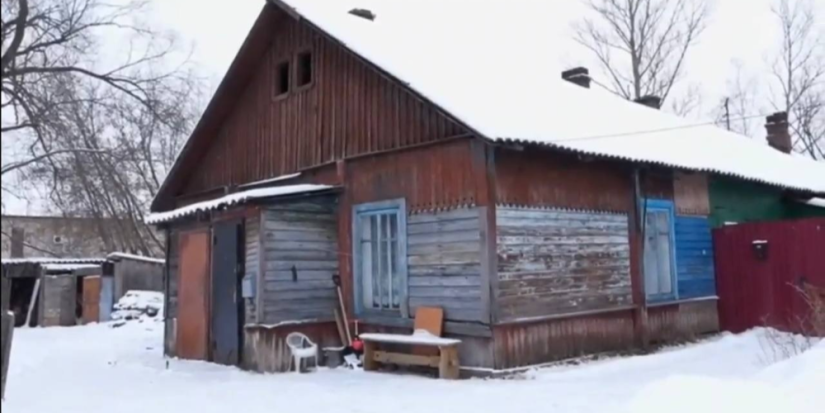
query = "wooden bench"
xmin=360 ymin=331 xmax=461 ymax=379
xmin=359 ymin=307 xmax=461 ymax=380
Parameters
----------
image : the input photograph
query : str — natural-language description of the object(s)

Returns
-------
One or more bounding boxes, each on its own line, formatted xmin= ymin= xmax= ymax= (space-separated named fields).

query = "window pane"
xmin=361 ymin=217 xmax=373 ymax=309
xmin=643 ymin=212 xmax=660 ymax=296
xmin=380 ymin=214 xmax=391 ymax=309
xmin=371 ymin=215 xmax=381 ymax=309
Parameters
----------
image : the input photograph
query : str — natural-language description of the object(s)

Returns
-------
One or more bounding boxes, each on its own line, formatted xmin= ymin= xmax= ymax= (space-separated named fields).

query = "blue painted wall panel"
xmin=675 ymin=216 xmax=716 ymax=299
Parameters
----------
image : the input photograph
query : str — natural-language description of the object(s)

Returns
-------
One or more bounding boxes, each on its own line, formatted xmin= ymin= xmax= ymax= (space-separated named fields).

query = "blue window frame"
xmin=643 ymin=199 xmax=679 ymax=302
xmin=352 ymin=199 xmax=409 ymax=318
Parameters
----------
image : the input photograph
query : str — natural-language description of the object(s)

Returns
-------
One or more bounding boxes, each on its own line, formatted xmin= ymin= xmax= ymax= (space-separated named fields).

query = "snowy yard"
xmin=2 ymin=322 xmax=823 ymax=413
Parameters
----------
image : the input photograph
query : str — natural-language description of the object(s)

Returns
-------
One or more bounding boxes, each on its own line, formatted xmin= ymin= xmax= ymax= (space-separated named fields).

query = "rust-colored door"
xmin=176 ymin=230 xmax=211 ymax=361
xmin=82 ymin=276 xmax=102 ymax=324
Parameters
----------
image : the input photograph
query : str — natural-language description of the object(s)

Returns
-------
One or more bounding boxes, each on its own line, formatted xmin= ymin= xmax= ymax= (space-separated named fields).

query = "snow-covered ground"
xmin=2 ymin=323 xmax=822 ymax=413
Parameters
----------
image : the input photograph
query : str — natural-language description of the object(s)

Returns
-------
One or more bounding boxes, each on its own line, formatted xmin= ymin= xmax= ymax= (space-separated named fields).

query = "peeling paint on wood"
xmin=496 ymin=208 xmax=633 ymax=322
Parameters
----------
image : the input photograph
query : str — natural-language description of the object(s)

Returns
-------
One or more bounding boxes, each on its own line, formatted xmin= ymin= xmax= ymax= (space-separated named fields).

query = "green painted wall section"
xmin=709 ymin=177 xmax=825 ymax=227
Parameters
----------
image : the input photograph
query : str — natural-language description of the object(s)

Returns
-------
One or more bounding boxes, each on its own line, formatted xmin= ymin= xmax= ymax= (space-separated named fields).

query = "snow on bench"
xmin=360 ymin=330 xmax=462 ymax=379
xmin=360 ymin=330 xmax=461 ymax=347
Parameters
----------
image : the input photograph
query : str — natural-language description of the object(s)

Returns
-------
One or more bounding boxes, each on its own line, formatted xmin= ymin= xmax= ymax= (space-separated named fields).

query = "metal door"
xmin=176 ymin=230 xmax=211 ymax=361
xmin=82 ymin=276 xmax=102 ymax=324
xmin=211 ymin=221 xmax=243 ymax=366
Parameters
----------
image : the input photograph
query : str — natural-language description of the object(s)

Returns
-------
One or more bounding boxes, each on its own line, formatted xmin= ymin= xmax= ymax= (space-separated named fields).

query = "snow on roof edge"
xmin=107 ymin=253 xmax=166 ymax=265
xmin=1 ymin=258 xmax=107 ymax=267
xmin=804 ymin=198 xmax=825 ymax=209
xmin=497 ymin=138 xmax=823 ymax=194
xmin=146 ymin=184 xmax=335 ymax=225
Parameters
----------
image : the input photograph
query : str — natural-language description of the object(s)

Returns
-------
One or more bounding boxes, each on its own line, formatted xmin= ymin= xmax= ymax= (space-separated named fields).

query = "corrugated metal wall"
xmin=715 ymin=218 xmax=825 ymax=333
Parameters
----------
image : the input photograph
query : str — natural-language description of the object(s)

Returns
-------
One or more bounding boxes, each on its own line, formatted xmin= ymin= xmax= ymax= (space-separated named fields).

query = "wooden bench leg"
xmin=438 ymin=346 xmax=460 ymax=380
xmin=363 ymin=341 xmax=378 ymax=372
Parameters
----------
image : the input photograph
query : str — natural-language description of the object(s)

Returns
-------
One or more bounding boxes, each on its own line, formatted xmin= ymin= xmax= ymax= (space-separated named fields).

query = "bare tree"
xmin=20 ymin=72 xmax=202 ymax=256
xmin=770 ymin=0 xmax=824 ymax=160
xmin=1 ymin=0 xmax=181 ymax=173
xmin=575 ymin=0 xmax=709 ymax=109
xmin=715 ymin=60 xmax=763 ymax=138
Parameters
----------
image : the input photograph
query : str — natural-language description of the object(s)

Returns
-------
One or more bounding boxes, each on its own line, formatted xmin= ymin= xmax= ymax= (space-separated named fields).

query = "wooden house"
xmin=148 ymin=0 xmax=825 ymax=372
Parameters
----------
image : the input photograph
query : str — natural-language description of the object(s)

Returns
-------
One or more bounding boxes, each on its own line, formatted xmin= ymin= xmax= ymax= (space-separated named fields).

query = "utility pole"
xmin=724 ymin=98 xmax=732 ymax=131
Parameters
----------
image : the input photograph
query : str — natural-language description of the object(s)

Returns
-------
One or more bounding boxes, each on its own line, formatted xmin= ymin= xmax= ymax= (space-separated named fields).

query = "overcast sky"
xmin=3 ymin=0 xmax=823 ymax=215
xmin=150 ymin=0 xmax=822 ymax=116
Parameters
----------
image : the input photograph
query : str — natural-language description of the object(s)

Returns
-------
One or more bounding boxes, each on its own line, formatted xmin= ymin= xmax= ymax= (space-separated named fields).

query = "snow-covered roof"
xmin=146 ymin=184 xmax=335 ymax=224
xmin=107 ymin=253 xmax=165 ymax=265
xmin=272 ymin=0 xmax=825 ymax=194
xmin=41 ymin=264 xmax=102 ymax=273
xmin=1 ymin=257 xmax=106 ymax=267
xmin=804 ymin=198 xmax=825 ymax=209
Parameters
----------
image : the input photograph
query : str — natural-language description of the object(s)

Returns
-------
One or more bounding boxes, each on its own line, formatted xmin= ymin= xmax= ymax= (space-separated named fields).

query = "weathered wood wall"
xmin=171 ymin=6 xmax=466 ymax=201
xmin=166 ymin=231 xmax=180 ymax=321
xmin=1 ymin=310 xmax=13 ymax=398
xmin=0 ymin=274 xmax=9 ymax=314
xmin=495 ymin=148 xmax=632 ymax=212
xmin=648 ymin=299 xmax=719 ymax=343
xmin=245 ymin=216 xmax=261 ymax=325
xmin=39 ymin=275 xmax=77 ymax=327
xmin=114 ymin=260 xmax=164 ymax=299
xmin=258 ymin=201 xmax=339 ymax=325
xmin=674 ymin=172 xmax=711 ymax=216
xmin=243 ymin=322 xmax=340 ymax=373
xmin=495 ymin=208 xmax=633 ymax=322
xmin=408 ymin=208 xmax=486 ymax=323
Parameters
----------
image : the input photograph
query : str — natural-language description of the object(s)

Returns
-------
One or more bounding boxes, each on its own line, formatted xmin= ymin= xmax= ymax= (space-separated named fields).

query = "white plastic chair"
xmin=286 ymin=332 xmax=319 ymax=373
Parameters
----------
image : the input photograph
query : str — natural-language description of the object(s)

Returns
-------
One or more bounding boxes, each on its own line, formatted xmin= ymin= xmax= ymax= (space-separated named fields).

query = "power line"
xmin=547 ymin=113 xmax=771 ymax=144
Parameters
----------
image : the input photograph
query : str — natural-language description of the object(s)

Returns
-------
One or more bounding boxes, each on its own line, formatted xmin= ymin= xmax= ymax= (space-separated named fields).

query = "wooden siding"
xmin=346 ymin=139 xmax=480 ymax=212
xmin=178 ymin=8 xmax=466 ymax=198
xmin=495 ymin=147 xmax=633 ymax=212
xmin=113 ymin=261 xmax=164 ymax=299
xmin=674 ymin=172 xmax=710 ymax=216
xmin=648 ymin=299 xmax=719 ymax=343
xmin=496 ymin=208 xmax=633 ymax=322
xmin=259 ymin=201 xmax=339 ymax=324
xmin=408 ymin=208 xmax=486 ymax=323
xmin=675 ymin=216 xmax=716 ymax=299
xmin=39 ymin=275 xmax=76 ymax=327
xmin=243 ymin=322 xmax=341 ymax=373
xmin=493 ymin=309 xmax=637 ymax=369
xmin=245 ymin=216 xmax=261 ymax=325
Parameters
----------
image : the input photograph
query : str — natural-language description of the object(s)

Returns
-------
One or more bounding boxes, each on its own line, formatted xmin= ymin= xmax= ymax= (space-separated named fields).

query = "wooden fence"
xmin=1 ymin=311 xmax=13 ymax=399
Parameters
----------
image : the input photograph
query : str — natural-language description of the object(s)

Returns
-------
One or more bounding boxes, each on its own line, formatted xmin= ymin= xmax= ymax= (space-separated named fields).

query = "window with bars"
xmin=353 ymin=200 xmax=408 ymax=316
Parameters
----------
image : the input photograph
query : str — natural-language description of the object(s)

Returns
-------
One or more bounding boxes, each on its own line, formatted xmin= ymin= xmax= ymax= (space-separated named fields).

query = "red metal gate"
xmin=714 ymin=218 xmax=825 ymax=334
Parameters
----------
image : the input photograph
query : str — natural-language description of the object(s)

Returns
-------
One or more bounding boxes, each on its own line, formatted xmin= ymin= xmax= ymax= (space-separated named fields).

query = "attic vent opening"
xmin=274 ymin=60 xmax=291 ymax=98
xmin=349 ymin=8 xmax=376 ymax=21
xmin=297 ymin=51 xmax=313 ymax=88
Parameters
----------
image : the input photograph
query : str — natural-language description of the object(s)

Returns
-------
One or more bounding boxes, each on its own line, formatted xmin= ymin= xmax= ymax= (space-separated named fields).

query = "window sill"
xmin=647 ymin=296 xmax=719 ymax=309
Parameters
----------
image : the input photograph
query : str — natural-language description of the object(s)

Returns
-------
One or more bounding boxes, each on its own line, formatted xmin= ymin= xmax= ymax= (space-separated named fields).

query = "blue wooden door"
xmin=211 ymin=222 xmax=243 ymax=366
xmin=99 ymin=276 xmax=115 ymax=322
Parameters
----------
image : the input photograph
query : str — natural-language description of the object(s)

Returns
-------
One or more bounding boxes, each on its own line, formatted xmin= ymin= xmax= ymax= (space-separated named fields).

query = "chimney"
xmin=11 ymin=228 xmax=25 ymax=258
xmin=562 ymin=67 xmax=590 ymax=89
xmin=634 ymin=95 xmax=662 ymax=110
xmin=349 ymin=8 xmax=376 ymax=21
xmin=765 ymin=112 xmax=792 ymax=154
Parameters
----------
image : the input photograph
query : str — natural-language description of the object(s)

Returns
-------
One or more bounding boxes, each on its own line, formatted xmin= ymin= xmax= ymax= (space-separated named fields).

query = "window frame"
xmin=643 ymin=199 xmax=679 ymax=303
xmin=272 ymin=58 xmax=291 ymax=100
xmin=352 ymin=199 xmax=409 ymax=320
xmin=294 ymin=49 xmax=314 ymax=91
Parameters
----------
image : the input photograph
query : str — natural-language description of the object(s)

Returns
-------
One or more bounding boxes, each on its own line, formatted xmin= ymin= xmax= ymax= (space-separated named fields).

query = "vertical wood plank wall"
xmin=495 ymin=208 xmax=633 ymax=322
xmin=39 ymin=275 xmax=76 ymax=327
xmin=176 ymin=8 xmax=466 ymax=198
xmin=259 ymin=201 xmax=339 ymax=324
